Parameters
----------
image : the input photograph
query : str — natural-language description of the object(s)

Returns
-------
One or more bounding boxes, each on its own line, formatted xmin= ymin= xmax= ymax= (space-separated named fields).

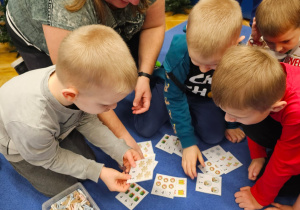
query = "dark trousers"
xmin=242 ymin=116 xmax=300 ymax=195
xmin=134 ymin=80 xmax=226 ymax=145
xmin=9 ymin=130 xmax=96 ymax=197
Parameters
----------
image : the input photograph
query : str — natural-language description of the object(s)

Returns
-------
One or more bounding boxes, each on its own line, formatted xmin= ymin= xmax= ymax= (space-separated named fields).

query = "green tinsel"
xmin=165 ymin=0 xmax=192 ymax=14
xmin=0 ymin=0 xmax=12 ymax=44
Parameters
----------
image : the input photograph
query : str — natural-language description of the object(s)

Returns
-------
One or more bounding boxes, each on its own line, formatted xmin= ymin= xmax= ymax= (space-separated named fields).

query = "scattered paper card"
xmin=138 ymin=141 xmax=156 ymax=159
xmin=127 ymin=157 xmax=158 ymax=183
xmin=116 ymin=183 xmax=148 ymax=210
xmin=155 ymin=134 xmax=183 ymax=157
xmin=202 ymin=145 xmax=227 ymax=161
xmin=198 ymin=160 xmax=224 ymax=176
xmin=155 ymin=134 xmax=174 ymax=154
xmin=151 ymin=174 xmax=187 ymax=199
xmin=195 ymin=173 xmax=222 ymax=196
xmin=214 ymin=151 xmax=243 ymax=174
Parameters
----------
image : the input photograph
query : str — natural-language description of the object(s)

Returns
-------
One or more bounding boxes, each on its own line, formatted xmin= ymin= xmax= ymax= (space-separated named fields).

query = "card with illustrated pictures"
xmin=173 ymin=177 xmax=187 ymax=198
xmin=198 ymin=160 xmax=224 ymax=176
xmin=138 ymin=141 xmax=156 ymax=159
xmin=170 ymin=135 xmax=183 ymax=157
xmin=195 ymin=173 xmax=222 ymax=196
xmin=202 ymin=145 xmax=227 ymax=161
xmin=151 ymin=174 xmax=175 ymax=199
xmin=116 ymin=183 xmax=148 ymax=210
xmin=214 ymin=151 xmax=243 ymax=174
xmin=127 ymin=158 xmax=158 ymax=183
xmin=155 ymin=134 xmax=174 ymax=154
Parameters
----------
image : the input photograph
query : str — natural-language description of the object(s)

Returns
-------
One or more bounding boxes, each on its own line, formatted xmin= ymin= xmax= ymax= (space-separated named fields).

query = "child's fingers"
xmin=126 ymin=151 xmax=136 ymax=168
xmin=116 ymin=172 xmax=131 ymax=181
xmin=240 ymin=186 xmax=250 ymax=191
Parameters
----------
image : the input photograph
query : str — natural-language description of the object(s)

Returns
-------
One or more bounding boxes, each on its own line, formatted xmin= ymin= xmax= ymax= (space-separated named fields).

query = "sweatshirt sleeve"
xmin=76 ymin=113 xmax=131 ymax=166
xmin=247 ymin=137 xmax=267 ymax=159
xmin=250 ymin=123 xmax=300 ymax=206
xmin=163 ymin=35 xmax=198 ymax=148
xmin=6 ymin=121 xmax=103 ymax=183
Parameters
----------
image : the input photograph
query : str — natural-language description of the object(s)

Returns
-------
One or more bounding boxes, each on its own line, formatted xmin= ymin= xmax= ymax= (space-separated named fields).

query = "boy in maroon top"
xmin=211 ymin=46 xmax=300 ymax=209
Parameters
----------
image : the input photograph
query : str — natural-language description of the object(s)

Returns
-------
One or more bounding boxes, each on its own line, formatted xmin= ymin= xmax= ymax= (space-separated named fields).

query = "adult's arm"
xmin=42 ymin=25 xmax=71 ymax=64
xmin=132 ymin=0 xmax=166 ymax=114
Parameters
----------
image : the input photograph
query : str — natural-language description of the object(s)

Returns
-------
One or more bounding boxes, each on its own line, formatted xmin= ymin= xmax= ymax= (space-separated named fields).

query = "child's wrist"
xmin=248 ymin=34 xmax=264 ymax=46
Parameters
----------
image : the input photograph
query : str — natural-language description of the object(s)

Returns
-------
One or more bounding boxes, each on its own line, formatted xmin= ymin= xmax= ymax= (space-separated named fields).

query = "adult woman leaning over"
xmin=6 ymin=0 xmax=165 ymax=156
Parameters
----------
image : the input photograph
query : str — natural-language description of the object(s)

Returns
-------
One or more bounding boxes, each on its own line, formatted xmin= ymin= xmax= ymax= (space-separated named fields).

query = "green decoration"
xmin=165 ymin=0 xmax=192 ymax=14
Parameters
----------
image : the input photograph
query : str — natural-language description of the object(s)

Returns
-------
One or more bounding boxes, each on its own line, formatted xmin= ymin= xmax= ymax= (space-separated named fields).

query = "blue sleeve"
xmin=163 ymin=35 xmax=198 ymax=148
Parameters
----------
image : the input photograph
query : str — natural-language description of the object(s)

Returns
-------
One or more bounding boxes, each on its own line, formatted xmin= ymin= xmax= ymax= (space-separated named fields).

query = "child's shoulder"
xmin=164 ymin=34 xmax=189 ymax=72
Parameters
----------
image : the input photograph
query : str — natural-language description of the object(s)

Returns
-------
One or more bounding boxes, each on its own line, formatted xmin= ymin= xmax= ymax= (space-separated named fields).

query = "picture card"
xmin=138 ymin=141 xmax=155 ymax=159
xmin=116 ymin=183 xmax=148 ymax=210
xmin=151 ymin=174 xmax=175 ymax=199
xmin=127 ymin=158 xmax=158 ymax=183
xmin=155 ymin=134 xmax=174 ymax=154
xmin=173 ymin=177 xmax=187 ymax=198
xmin=195 ymin=173 xmax=222 ymax=196
xmin=198 ymin=160 xmax=224 ymax=176
xmin=170 ymin=135 xmax=183 ymax=157
xmin=214 ymin=151 xmax=243 ymax=174
xmin=202 ymin=145 xmax=227 ymax=161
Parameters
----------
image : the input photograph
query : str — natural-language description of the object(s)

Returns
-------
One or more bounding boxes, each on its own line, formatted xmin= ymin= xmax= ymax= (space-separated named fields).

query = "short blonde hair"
xmin=186 ymin=0 xmax=242 ymax=58
xmin=256 ymin=0 xmax=300 ymax=37
xmin=56 ymin=25 xmax=137 ymax=94
xmin=212 ymin=46 xmax=286 ymax=112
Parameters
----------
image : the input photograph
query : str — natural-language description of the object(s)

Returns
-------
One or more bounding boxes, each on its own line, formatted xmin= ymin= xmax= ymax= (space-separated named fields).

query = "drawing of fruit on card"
xmin=158 ymin=175 xmax=163 ymax=180
xmin=178 ymin=190 xmax=185 ymax=196
xmin=220 ymin=156 xmax=226 ymax=160
xmin=162 ymin=184 xmax=167 ymax=189
xmin=140 ymin=190 xmax=145 ymax=196
xmin=215 ymin=170 xmax=221 ymax=175
xmin=234 ymin=162 xmax=240 ymax=167
xmin=227 ymin=156 xmax=233 ymax=161
xmin=130 ymin=184 xmax=136 ymax=188
xmin=170 ymin=178 xmax=175 ymax=183
xmin=135 ymin=187 xmax=140 ymax=192
xmin=133 ymin=196 xmax=139 ymax=202
xmin=156 ymin=181 xmax=161 ymax=186
xmin=164 ymin=178 xmax=169 ymax=182
xmin=207 ymin=162 xmax=212 ymax=166
xmin=169 ymin=184 xmax=174 ymax=189
xmin=178 ymin=179 xmax=185 ymax=185
xmin=211 ymin=187 xmax=219 ymax=193
xmin=204 ymin=180 xmax=212 ymax=186
xmin=129 ymin=193 xmax=134 ymax=198
xmin=226 ymin=162 xmax=232 ymax=167
xmin=212 ymin=177 xmax=220 ymax=183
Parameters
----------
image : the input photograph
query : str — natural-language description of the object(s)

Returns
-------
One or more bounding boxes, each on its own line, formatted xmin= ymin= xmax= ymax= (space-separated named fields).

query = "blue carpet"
xmin=0 ymin=22 xmax=297 ymax=210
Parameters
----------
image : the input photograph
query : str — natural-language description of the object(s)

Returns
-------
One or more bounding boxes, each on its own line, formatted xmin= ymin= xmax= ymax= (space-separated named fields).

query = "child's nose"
xmin=199 ymin=65 xmax=212 ymax=73
xmin=274 ymin=44 xmax=283 ymax=52
xmin=225 ymin=113 xmax=236 ymax=122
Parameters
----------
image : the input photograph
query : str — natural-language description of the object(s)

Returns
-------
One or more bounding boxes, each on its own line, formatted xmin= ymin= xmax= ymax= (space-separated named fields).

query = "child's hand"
xmin=251 ymin=17 xmax=262 ymax=41
xmin=182 ymin=145 xmax=205 ymax=180
xmin=225 ymin=128 xmax=245 ymax=143
xmin=265 ymin=203 xmax=294 ymax=210
xmin=132 ymin=76 xmax=151 ymax=114
xmin=248 ymin=158 xmax=265 ymax=181
xmin=235 ymin=186 xmax=263 ymax=210
xmin=123 ymin=149 xmax=142 ymax=173
xmin=99 ymin=167 xmax=131 ymax=192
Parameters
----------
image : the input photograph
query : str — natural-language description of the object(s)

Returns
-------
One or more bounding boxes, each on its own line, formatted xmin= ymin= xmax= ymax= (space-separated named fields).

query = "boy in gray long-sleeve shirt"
xmin=0 ymin=25 xmax=141 ymax=197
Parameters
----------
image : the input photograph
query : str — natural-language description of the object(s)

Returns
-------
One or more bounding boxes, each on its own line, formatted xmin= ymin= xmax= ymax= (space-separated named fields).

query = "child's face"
xmin=263 ymin=27 xmax=300 ymax=54
xmin=189 ymin=49 xmax=222 ymax=73
xmin=221 ymin=106 xmax=270 ymax=125
xmin=73 ymin=85 xmax=128 ymax=115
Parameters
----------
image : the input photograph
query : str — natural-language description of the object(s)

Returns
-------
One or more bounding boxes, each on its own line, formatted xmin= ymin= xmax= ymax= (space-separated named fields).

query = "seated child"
xmin=135 ymin=0 xmax=245 ymax=179
xmin=248 ymin=0 xmax=300 ymax=66
xmin=0 ymin=25 xmax=141 ymax=197
xmin=265 ymin=194 xmax=300 ymax=210
xmin=211 ymin=45 xmax=300 ymax=209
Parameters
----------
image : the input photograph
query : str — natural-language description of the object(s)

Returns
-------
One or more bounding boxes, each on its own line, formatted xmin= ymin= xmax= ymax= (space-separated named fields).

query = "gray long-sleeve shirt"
xmin=0 ymin=66 xmax=130 ymax=182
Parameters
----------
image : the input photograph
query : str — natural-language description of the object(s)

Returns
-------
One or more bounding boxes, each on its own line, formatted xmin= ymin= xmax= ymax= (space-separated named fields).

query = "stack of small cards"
xmin=138 ymin=141 xmax=156 ymax=159
xmin=155 ymin=134 xmax=183 ymax=157
xmin=151 ymin=173 xmax=187 ymax=199
xmin=116 ymin=183 xmax=148 ymax=210
xmin=198 ymin=145 xmax=243 ymax=175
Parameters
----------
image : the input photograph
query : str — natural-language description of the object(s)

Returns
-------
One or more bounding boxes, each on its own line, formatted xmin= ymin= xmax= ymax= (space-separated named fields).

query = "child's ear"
xmin=61 ymin=88 xmax=78 ymax=102
xmin=236 ymin=36 xmax=245 ymax=45
xmin=270 ymin=101 xmax=287 ymax=113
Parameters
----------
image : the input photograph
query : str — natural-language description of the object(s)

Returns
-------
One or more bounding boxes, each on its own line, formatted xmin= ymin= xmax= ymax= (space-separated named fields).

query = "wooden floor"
xmin=0 ymin=13 xmax=249 ymax=87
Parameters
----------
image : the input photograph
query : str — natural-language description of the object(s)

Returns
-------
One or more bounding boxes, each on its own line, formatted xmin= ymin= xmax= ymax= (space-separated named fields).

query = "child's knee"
xmin=195 ymin=129 xmax=224 ymax=145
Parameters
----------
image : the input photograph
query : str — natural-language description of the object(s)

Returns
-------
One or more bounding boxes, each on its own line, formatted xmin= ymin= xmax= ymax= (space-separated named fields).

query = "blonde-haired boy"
xmin=141 ymin=0 xmax=245 ymax=180
xmin=0 ymin=24 xmax=141 ymax=197
xmin=249 ymin=0 xmax=300 ymax=66
xmin=212 ymin=45 xmax=300 ymax=209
